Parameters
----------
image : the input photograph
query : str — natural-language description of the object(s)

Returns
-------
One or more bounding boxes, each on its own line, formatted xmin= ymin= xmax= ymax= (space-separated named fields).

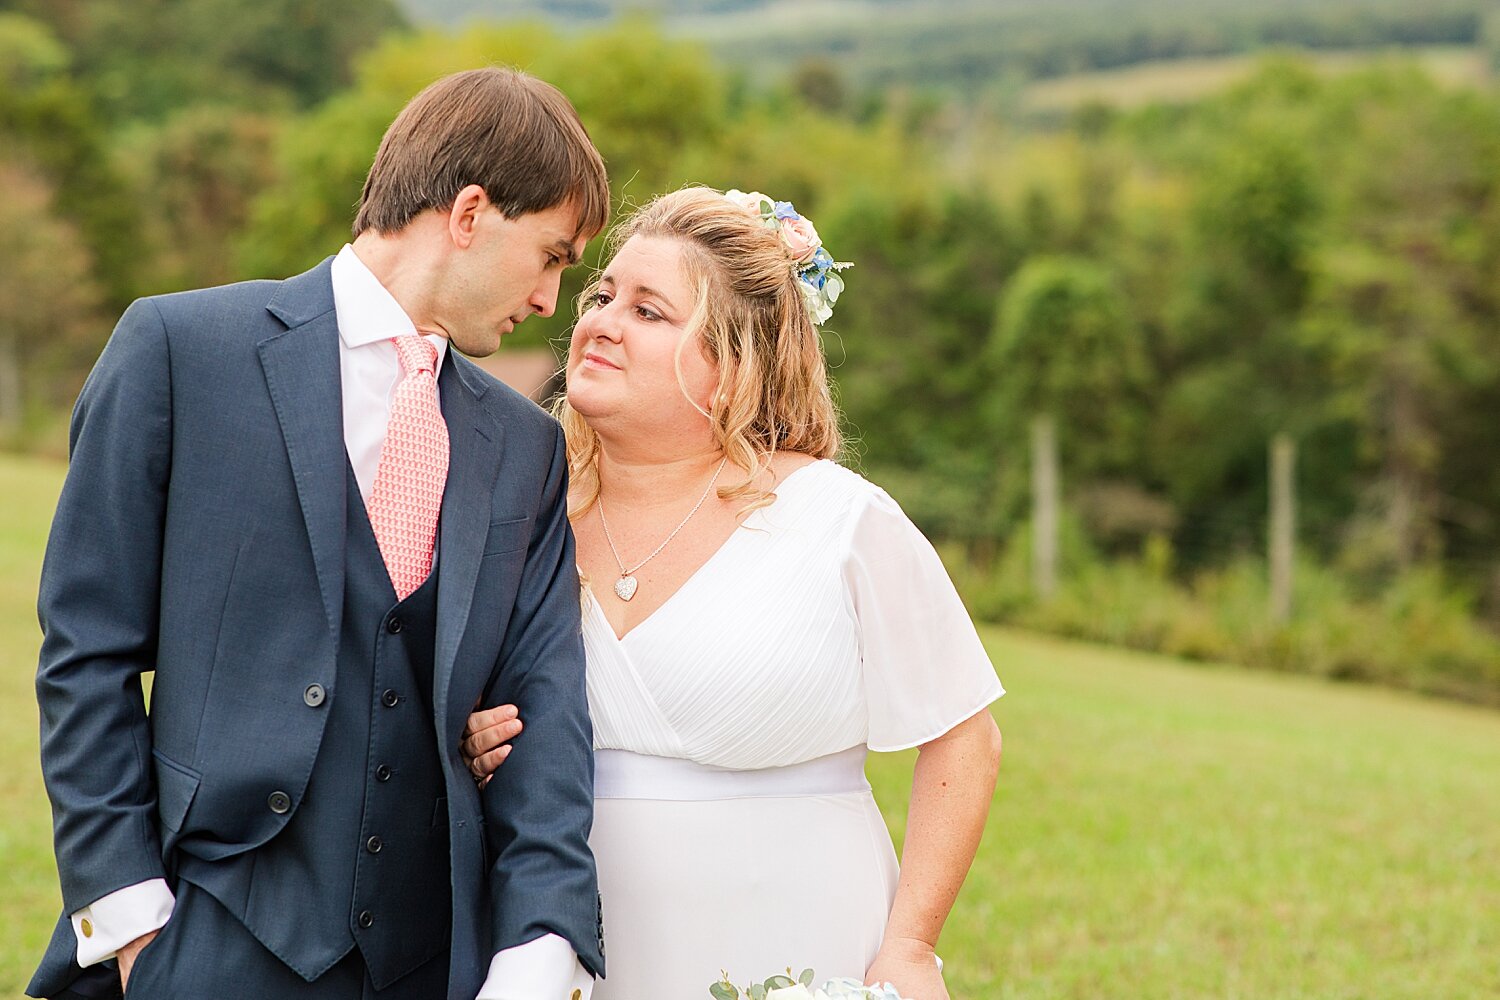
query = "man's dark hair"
xmin=354 ymin=67 xmax=609 ymax=240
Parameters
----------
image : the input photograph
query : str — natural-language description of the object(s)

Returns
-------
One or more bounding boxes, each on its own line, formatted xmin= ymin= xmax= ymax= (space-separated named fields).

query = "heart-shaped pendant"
xmin=614 ymin=575 xmax=639 ymax=602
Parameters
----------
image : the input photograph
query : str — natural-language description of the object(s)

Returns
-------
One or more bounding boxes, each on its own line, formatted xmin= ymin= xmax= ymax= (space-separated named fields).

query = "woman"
xmin=465 ymin=187 xmax=1003 ymax=1000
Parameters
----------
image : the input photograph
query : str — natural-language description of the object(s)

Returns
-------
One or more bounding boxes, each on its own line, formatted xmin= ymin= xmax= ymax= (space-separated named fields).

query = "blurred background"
xmin=1 ymin=2 xmax=1498 ymax=998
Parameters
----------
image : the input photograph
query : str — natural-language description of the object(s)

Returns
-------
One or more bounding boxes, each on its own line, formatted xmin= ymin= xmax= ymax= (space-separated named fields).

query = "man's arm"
xmin=479 ymin=422 xmax=603 ymax=979
xmin=36 ymin=299 xmax=175 ymax=958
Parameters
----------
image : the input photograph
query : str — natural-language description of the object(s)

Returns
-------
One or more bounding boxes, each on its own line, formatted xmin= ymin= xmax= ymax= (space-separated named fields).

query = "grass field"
xmin=2 ymin=453 xmax=1498 ymax=998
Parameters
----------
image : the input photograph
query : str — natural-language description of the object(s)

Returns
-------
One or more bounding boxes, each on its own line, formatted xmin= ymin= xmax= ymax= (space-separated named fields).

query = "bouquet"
xmin=710 ymin=968 xmax=909 ymax=1000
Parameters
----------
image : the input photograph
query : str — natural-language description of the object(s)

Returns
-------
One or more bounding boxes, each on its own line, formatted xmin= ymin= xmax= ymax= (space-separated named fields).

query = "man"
xmin=31 ymin=67 xmax=608 ymax=1000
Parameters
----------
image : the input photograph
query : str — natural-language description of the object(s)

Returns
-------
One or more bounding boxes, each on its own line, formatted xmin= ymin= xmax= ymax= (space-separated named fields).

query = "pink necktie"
xmin=368 ymin=335 xmax=449 ymax=599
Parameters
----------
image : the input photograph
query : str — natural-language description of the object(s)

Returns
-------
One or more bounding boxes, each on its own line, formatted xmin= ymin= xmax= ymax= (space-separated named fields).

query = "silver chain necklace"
xmin=597 ymin=457 xmax=729 ymax=602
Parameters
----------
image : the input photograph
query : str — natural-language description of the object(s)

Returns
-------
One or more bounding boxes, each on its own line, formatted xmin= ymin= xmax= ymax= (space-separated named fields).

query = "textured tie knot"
xmin=393 ymin=334 xmax=438 ymax=376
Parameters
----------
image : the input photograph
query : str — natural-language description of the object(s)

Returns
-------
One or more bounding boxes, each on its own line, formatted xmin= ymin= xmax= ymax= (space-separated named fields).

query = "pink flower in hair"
xmin=779 ymin=215 xmax=822 ymax=263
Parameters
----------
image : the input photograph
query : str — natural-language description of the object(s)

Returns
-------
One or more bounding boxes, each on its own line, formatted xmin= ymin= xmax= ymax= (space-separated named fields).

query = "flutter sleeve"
xmin=842 ymin=484 xmax=1005 ymax=752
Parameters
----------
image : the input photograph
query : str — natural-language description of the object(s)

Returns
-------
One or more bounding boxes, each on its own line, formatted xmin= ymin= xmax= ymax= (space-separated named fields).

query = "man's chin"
xmin=449 ymin=330 xmax=502 ymax=358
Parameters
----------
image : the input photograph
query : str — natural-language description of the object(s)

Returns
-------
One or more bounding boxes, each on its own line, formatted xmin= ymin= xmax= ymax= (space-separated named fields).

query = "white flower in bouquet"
xmin=764 ymin=985 xmax=820 ymax=1000
xmin=710 ymin=969 xmax=909 ymax=1000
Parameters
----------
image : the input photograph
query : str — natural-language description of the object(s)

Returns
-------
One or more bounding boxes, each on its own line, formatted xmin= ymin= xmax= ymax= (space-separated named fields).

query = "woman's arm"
xmin=866 ymin=707 xmax=1003 ymax=1000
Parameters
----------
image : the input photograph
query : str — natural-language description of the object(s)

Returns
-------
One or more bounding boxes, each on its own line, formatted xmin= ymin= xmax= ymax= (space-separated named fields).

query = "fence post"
xmin=1270 ymin=433 xmax=1296 ymax=623
xmin=1032 ymin=413 xmax=1059 ymax=599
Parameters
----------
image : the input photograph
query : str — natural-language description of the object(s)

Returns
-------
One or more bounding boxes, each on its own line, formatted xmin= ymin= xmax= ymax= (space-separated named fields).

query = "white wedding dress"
xmin=584 ymin=460 xmax=1004 ymax=1000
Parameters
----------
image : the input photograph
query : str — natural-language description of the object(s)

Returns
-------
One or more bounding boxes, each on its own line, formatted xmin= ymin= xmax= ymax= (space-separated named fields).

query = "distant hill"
xmin=396 ymin=0 xmax=1492 ymax=92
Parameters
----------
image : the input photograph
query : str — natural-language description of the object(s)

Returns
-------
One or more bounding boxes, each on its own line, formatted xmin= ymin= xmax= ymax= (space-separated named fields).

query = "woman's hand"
xmin=866 ymin=936 xmax=948 ymax=1000
xmin=461 ymin=703 xmax=523 ymax=788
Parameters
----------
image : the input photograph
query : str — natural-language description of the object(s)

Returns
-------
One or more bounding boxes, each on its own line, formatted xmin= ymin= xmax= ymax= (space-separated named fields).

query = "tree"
xmin=0 ymin=12 xmax=140 ymax=307
xmin=2 ymin=0 xmax=408 ymax=120
xmin=0 ymin=161 xmax=103 ymax=435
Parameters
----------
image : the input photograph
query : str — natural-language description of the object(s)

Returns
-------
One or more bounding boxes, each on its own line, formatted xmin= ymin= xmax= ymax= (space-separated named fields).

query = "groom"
xmin=30 ymin=68 xmax=608 ymax=1000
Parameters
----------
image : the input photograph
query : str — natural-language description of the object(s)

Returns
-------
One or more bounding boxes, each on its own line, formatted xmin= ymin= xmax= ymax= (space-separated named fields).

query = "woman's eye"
xmin=591 ymin=291 xmax=612 ymax=307
xmin=636 ymin=305 xmax=662 ymax=322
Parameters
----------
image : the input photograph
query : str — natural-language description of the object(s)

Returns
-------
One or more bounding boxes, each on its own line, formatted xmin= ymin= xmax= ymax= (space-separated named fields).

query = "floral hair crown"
xmin=724 ymin=189 xmax=852 ymax=325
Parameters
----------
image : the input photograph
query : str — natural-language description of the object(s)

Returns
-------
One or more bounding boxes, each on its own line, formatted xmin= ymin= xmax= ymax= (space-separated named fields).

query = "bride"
xmin=465 ymin=186 xmax=1003 ymax=1000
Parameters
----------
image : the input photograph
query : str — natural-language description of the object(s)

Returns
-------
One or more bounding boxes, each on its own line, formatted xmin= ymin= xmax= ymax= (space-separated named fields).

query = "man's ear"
xmin=447 ymin=184 xmax=491 ymax=249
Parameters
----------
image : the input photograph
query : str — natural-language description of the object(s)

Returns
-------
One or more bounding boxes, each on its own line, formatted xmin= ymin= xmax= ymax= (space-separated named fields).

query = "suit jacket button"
xmin=358 ymin=910 xmax=375 ymax=929
xmin=381 ymin=689 xmax=400 ymax=708
xmin=303 ymin=683 xmax=326 ymax=707
xmin=268 ymin=790 xmax=292 ymax=814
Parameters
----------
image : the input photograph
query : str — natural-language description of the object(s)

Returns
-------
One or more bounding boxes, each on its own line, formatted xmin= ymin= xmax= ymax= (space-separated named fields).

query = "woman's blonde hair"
xmin=556 ymin=186 xmax=842 ymax=517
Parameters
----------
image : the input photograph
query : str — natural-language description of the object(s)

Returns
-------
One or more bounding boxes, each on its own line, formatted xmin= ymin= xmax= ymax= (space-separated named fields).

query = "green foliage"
xmin=0 ymin=12 xmax=140 ymax=308
xmin=990 ymin=255 xmax=1148 ymax=476
xmin=120 ymin=108 xmax=282 ymax=293
xmin=0 ymin=162 xmax=103 ymax=438
xmin=951 ymin=531 xmax=1500 ymax=707
xmin=2 ymin=0 xmax=409 ymax=119
xmin=6 ymin=3 xmax=1500 ymax=692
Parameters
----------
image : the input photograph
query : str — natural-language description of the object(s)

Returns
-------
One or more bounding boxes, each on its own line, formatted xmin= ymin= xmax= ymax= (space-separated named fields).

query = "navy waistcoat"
xmin=181 ymin=463 xmax=450 ymax=988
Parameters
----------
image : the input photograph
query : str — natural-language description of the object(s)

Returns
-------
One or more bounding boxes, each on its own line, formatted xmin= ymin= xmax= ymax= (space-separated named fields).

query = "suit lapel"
xmin=258 ymin=259 xmax=347 ymax=636
xmin=434 ymin=355 xmax=504 ymax=731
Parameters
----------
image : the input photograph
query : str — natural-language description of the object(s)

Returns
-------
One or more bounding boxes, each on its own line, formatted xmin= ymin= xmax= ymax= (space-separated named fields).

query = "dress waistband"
xmin=593 ymin=746 xmax=870 ymax=801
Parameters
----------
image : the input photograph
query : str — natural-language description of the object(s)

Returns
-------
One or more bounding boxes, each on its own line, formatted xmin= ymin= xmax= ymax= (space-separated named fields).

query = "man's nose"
xmin=530 ymin=272 xmax=563 ymax=319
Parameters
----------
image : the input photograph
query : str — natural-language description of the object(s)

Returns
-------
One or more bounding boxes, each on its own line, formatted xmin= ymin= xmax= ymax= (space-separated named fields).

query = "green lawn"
xmin=3 ymin=453 xmax=1498 ymax=998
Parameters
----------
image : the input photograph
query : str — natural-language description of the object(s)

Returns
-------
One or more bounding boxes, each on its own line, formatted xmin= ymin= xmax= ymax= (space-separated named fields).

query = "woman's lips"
xmin=583 ymin=352 xmax=621 ymax=371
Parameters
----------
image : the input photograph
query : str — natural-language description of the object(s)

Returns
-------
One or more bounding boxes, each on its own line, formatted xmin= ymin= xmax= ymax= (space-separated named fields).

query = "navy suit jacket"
xmin=31 ymin=259 xmax=600 ymax=999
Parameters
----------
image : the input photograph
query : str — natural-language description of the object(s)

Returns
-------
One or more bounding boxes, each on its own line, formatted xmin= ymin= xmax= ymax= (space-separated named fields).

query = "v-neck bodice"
xmin=582 ymin=461 xmax=1006 ymax=771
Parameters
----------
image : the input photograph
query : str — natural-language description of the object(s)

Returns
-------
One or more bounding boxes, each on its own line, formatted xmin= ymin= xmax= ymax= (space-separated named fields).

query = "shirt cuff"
xmin=71 ymin=879 xmax=176 ymax=968
xmin=476 ymin=933 xmax=593 ymax=1000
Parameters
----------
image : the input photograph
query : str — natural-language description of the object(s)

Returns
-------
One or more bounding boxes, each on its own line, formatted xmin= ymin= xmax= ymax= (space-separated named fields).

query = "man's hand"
xmin=118 ymin=929 xmax=159 ymax=993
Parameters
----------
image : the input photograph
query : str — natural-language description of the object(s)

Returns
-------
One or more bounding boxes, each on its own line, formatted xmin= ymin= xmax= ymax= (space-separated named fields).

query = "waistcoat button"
xmin=358 ymin=910 xmax=374 ymax=929
xmin=381 ymin=689 xmax=399 ymax=708
xmin=387 ymin=617 xmax=403 ymax=634
xmin=375 ymin=764 xmax=392 ymax=782
xmin=366 ymin=835 xmax=383 ymax=854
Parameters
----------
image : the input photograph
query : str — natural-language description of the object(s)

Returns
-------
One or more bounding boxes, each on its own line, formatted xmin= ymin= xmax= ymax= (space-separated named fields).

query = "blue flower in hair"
xmin=773 ymin=201 xmax=801 ymax=221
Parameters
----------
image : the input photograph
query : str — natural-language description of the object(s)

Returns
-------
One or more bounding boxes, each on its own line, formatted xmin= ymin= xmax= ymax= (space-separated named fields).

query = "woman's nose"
xmin=583 ymin=303 xmax=623 ymax=342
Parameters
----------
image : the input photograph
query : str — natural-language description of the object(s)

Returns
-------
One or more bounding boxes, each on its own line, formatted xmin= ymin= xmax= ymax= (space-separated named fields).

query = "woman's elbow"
xmin=984 ymin=713 xmax=1003 ymax=774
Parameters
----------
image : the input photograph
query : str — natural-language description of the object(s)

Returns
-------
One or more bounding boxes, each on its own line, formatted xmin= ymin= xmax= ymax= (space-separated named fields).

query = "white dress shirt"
xmin=72 ymin=245 xmax=592 ymax=1000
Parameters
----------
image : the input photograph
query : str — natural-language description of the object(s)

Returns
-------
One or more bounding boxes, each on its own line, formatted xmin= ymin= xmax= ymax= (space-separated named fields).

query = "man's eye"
xmin=547 ymin=255 xmax=561 ymax=267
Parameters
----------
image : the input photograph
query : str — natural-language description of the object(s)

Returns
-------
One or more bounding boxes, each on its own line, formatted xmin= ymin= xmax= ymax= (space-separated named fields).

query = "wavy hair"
xmin=556 ymin=186 xmax=842 ymax=517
